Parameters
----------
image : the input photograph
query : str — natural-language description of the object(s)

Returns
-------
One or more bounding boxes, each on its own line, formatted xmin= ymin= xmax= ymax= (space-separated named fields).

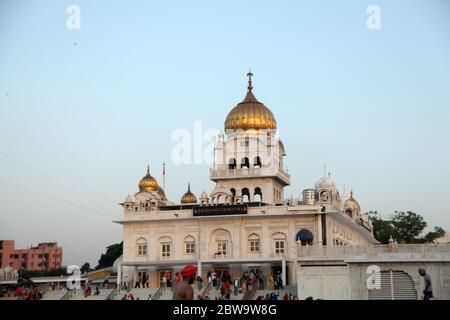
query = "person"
xmin=258 ymin=272 xmax=264 ymax=289
xmin=165 ymin=271 xmax=172 ymax=289
xmin=212 ymin=272 xmax=217 ymax=289
xmin=419 ymin=269 xmax=433 ymax=300
xmin=135 ymin=276 xmax=141 ymax=289
xmin=175 ymin=272 xmax=181 ymax=287
xmin=233 ymin=278 xmax=239 ymax=296
xmin=196 ymin=276 xmax=203 ymax=291
xmin=173 ymin=265 xmax=197 ymax=300
xmin=16 ymin=287 xmax=23 ymax=299
xmin=268 ymin=274 xmax=275 ymax=291
xmin=224 ymin=281 xmax=231 ymax=300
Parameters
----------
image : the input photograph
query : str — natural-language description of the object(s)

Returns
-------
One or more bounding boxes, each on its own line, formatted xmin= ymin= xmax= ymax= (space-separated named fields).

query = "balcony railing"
xmin=210 ymin=167 xmax=290 ymax=183
xmin=297 ymin=244 xmax=450 ymax=260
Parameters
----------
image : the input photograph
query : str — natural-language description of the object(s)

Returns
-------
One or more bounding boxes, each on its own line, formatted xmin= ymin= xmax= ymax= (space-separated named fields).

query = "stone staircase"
xmin=254 ymin=286 xmax=298 ymax=300
xmin=70 ymin=289 xmax=114 ymax=300
xmin=41 ymin=289 xmax=68 ymax=300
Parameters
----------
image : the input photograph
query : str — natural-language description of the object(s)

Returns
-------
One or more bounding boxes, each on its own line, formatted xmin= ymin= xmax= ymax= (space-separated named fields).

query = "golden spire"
xmin=224 ymin=70 xmax=277 ymax=131
xmin=181 ymin=182 xmax=197 ymax=204
xmin=139 ymin=165 xmax=158 ymax=192
xmin=247 ymin=69 xmax=253 ymax=92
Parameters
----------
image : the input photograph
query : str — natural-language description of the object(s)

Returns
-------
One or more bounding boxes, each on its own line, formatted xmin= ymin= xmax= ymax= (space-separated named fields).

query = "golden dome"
xmin=138 ymin=166 xmax=159 ymax=192
xmin=180 ymin=183 xmax=198 ymax=204
xmin=225 ymin=71 xmax=277 ymax=131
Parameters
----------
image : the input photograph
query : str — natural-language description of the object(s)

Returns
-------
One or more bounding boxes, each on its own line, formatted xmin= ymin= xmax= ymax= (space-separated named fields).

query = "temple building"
xmin=114 ymin=72 xmax=377 ymax=288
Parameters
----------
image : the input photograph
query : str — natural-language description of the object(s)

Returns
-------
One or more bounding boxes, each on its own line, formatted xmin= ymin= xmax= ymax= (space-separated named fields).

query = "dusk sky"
xmin=1 ymin=0 xmax=449 ymax=266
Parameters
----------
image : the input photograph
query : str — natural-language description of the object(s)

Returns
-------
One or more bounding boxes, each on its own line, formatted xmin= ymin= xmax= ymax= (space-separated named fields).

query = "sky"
xmin=0 ymin=0 xmax=449 ymax=267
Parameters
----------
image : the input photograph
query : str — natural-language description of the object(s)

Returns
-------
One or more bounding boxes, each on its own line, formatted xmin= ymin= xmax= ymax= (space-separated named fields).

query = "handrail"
xmin=151 ymin=286 xmax=164 ymax=300
xmin=106 ymin=288 xmax=118 ymax=301
xmin=60 ymin=289 xmax=74 ymax=301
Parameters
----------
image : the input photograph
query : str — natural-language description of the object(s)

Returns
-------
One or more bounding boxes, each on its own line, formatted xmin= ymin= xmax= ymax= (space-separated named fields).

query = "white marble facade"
xmin=115 ymin=73 xmax=377 ymax=288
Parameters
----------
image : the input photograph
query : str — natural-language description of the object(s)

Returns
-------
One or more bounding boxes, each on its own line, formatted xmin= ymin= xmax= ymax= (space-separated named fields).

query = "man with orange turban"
xmin=173 ymin=265 xmax=198 ymax=300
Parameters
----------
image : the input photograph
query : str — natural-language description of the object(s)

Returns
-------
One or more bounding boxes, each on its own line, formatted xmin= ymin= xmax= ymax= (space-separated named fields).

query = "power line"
xmin=0 ymin=115 xmax=121 ymax=212
xmin=0 ymin=151 xmax=120 ymax=217
xmin=0 ymin=178 xmax=117 ymax=220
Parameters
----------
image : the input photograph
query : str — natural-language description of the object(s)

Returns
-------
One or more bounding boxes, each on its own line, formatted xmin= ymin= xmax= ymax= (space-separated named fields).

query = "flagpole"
xmin=163 ymin=162 xmax=166 ymax=192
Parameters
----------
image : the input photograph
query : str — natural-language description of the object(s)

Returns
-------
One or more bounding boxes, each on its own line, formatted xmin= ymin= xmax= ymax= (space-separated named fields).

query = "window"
xmin=137 ymin=244 xmax=147 ymax=256
xmin=136 ymin=238 xmax=147 ymax=256
xmin=185 ymin=242 xmax=195 ymax=255
xmin=248 ymin=234 xmax=261 ymax=253
xmin=217 ymin=241 xmax=227 ymax=256
xmin=162 ymin=244 xmax=171 ymax=258
xmin=250 ymin=240 xmax=260 ymax=253
xmin=275 ymin=240 xmax=285 ymax=254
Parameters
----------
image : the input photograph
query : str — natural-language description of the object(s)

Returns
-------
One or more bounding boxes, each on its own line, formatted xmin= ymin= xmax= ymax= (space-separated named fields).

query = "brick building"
xmin=0 ymin=240 xmax=63 ymax=271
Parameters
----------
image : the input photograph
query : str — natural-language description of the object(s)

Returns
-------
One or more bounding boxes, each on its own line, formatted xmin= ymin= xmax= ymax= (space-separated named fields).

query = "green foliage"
xmin=20 ymin=267 xmax=67 ymax=280
xmin=392 ymin=211 xmax=427 ymax=244
xmin=367 ymin=211 xmax=394 ymax=244
xmin=368 ymin=211 xmax=446 ymax=244
xmin=80 ymin=262 xmax=93 ymax=274
xmin=423 ymin=227 xmax=446 ymax=243
xmin=96 ymin=242 xmax=123 ymax=270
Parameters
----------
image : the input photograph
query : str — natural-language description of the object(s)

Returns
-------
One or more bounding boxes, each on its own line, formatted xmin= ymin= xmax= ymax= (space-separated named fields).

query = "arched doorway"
xmin=296 ymin=229 xmax=314 ymax=246
xmin=368 ymin=270 xmax=417 ymax=300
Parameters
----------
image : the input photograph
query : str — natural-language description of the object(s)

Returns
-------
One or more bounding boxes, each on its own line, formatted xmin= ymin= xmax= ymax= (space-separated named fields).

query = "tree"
xmin=96 ymin=242 xmax=123 ymax=270
xmin=80 ymin=262 xmax=92 ymax=274
xmin=392 ymin=211 xmax=427 ymax=244
xmin=368 ymin=210 xmax=446 ymax=244
xmin=422 ymin=226 xmax=446 ymax=243
xmin=20 ymin=267 xmax=67 ymax=280
xmin=367 ymin=211 xmax=395 ymax=244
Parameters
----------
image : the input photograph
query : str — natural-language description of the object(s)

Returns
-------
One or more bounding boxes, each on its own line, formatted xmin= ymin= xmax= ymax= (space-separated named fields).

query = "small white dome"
xmin=125 ymin=195 xmax=134 ymax=203
xmin=315 ymin=176 xmax=336 ymax=190
xmin=200 ymin=191 xmax=208 ymax=199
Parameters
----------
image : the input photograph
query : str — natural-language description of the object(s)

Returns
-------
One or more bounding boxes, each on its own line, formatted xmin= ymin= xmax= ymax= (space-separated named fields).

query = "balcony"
xmin=210 ymin=167 xmax=290 ymax=185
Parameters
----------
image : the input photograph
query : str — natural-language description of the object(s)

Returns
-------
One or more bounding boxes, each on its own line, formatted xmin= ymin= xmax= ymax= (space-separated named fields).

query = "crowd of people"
xmin=16 ymin=287 xmax=43 ymax=300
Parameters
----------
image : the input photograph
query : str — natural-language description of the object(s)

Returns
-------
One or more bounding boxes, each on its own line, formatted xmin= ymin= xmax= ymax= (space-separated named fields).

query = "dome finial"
xmin=188 ymin=182 xmax=191 ymax=191
xmin=247 ymin=69 xmax=253 ymax=92
xmin=147 ymin=165 xmax=150 ymax=175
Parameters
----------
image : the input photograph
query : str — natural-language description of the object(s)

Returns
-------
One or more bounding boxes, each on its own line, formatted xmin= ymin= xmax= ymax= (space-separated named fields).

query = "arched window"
xmin=241 ymin=157 xmax=250 ymax=169
xmin=254 ymin=156 xmax=262 ymax=168
xmin=136 ymin=238 xmax=147 ymax=256
xmin=230 ymin=188 xmax=236 ymax=203
xmin=254 ymin=187 xmax=262 ymax=202
xmin=320 ymin=191 xmax=330 ymax=203
xmin=296 ymin=229 xmax=314 ymax=246
xmin=273 ymin=232 xmax=287 ymax=255
xmin=184 ymin=236 xmax=196 ymax=255
xmin=248 ymin=234 xmax=261 ymax=253
xmin=242 ymin=188 xmax=250 ymax=203
xmin=210 ymin=229 xmax=232 ymax=258
xmin=159 ymin=236 xmax=173 ymax=259
xmin=228 ymin=158 xmax=237 ymax=170
xmin=345 ymin=209 xmax=353 ymax=218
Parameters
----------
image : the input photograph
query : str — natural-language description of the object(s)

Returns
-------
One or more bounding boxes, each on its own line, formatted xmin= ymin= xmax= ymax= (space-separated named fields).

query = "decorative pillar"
xmin=197 ymin=261 xmax=202 ymax=278
xmin=117 ymin=264 xmax=122 ymax=290
xmin=282 ymin=258 xmax=287 ymax=287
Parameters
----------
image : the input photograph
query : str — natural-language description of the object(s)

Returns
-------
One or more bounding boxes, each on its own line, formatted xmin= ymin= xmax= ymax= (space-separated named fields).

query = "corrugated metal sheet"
xmin=368 ymin=271 xmax=417 ymax=300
